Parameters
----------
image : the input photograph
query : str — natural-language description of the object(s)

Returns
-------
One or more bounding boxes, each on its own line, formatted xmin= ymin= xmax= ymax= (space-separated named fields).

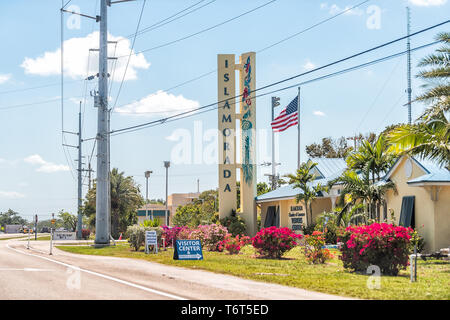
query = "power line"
xmin=0 ymin=96 xmax=83 ymax=111
xmin=108 ymin=20 xmax=447 ymax=136
xmin=109 ymin=41 xmax=439 ymax=137
xmin=116 ymin=0 xmax=277 ymax=59
xmin=111 ymin=0 xmax=371 ymax=110
xmin=0 ymin=0 xmax=365 ymax=99
xmin=124 ymin=0 xmax=217 ymax=39
xmin=110 ymin=0 xmax=147 ymax=113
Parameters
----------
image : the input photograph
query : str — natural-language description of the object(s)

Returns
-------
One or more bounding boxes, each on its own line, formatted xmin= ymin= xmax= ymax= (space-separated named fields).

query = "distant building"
xmin=137 ymin=192 xmax=201 ymax=226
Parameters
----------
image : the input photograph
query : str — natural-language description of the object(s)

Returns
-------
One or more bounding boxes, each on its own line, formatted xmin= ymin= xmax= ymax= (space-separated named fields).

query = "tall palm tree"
xmin=388 ymin=32 xmax=450 ymax=168
xmin=329 ymin=169 xmax=396 ymax=221
xmin=83 ymin=168 xmax=144 ymax=238
xmin=346 ymin=134 xmax=397 ymax=183
xmin=285 ymin=161 xmax=327 ymax=226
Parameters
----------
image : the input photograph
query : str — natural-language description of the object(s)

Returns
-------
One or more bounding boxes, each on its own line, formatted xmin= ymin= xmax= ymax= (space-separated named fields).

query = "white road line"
xmin=0 ymin=268 xmax=55 ymax=272
xmin=6 ymin=244 xmax=187 ymax=300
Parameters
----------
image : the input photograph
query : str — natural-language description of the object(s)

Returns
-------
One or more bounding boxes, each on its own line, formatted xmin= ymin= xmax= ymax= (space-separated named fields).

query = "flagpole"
xmin=297 ymin=87 xmax=301 ymax=169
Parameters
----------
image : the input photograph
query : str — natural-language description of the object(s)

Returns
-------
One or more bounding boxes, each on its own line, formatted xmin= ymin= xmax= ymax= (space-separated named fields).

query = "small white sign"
xmin=145 ymin=230 xmax=158 ymax=254
xmin=54 ymin=232 xmax=76 ymax=240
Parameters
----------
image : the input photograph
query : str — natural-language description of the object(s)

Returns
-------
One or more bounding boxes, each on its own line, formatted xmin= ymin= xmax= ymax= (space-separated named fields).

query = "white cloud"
xmin=0 ymin=191 xmax=25 ymax=199
xmin=0 ymin=74 xmax=11 ymax=84
xmin=21 ymin=31 xmax=150 ymax=82
xmin=313 ymin=110 xmax=326 ymax=116
xmin=302 ymin=60 xmax=316 ymax=71
xmin=320 ymin=3 xmax=364 ymax=16
xmin=24 ymin=154 xmax=70 ymax=173
xmin=115 ymin=90 xmax=200 ymax=117
xmin=409 ymin=0 xmax=447 ymax=6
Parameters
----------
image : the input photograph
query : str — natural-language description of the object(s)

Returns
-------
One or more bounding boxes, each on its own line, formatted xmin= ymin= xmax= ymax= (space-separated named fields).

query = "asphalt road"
xmin=0 ymin=239 xmax=352 ymax=300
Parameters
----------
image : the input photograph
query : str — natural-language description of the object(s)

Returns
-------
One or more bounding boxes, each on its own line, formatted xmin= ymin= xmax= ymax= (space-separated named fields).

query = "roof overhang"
xmin=407 ymin=181 xmax=450 ymax=187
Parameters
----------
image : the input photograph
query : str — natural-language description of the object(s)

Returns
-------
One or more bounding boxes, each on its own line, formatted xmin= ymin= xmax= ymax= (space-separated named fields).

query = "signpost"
xmin=145 ymin=230 xmax=158 ymax=254
xmin=53 ymin=232 xmax=76 ymax=240
xmin=34 ymin=214 xmax=38 ymax=241
xmin=50 ymin=214 xmax=55 ymax=255
xmin=173 ymin=239 xmax=203 ymax=260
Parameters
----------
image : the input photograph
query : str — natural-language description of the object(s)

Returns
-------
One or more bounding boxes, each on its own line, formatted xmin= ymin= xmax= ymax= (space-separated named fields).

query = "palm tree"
xmin=346 ymin=134 xmax=397 ymax=184
xmin=329 ymin=168 xmax=396 ymax=221
xmin=388 ymin=32 xmax=450 ymax=168
xmin=83 ymin=168 xmax=144 ymax=238
xmin=285 ymin=161 xmax=327 ymax=226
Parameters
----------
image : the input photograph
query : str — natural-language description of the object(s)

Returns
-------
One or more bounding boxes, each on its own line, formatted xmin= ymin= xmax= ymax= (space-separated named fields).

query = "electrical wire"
xmin=116 ymin=0 xmax=278 ymax=59
xmin=110 ymin=0 xmax=147 ymax=113
xmin=108 ymin=27 xmax=446 ymax=136
xmin=109 ymin=41 xmax=439 ymax=137
xmin=111 ymin=0 xmax=372 ymax=110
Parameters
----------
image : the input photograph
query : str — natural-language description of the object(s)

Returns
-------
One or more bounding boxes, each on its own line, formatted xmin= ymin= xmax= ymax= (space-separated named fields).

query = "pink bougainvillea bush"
xmin=161 ymin=226 xmax=187 ymax=247
xmin=218 ymin=234 xmax=251 ymax=254
xmin=339 ymin=223 xmax=414 ymax=276
xmin=252 ymin=227 xmax=302 ymax=259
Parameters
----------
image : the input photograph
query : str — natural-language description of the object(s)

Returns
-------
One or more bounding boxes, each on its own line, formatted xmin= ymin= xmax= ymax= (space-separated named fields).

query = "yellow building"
xmin=256 ymin=158 xmax=346 ymax=232
xmin=256 ymin=156 xmax=450 ymax=253
xmin=380 ymin=155 xmax=450 ymax=253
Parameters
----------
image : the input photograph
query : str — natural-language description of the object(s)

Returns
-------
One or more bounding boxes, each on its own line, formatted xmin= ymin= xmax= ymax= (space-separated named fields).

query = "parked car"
xmin=40 ymin=227 xmax=49 ymax=233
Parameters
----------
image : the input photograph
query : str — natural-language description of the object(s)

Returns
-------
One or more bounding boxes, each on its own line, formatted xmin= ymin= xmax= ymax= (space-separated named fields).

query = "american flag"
xmin=271 ymin=96 xmax=298 ymax=132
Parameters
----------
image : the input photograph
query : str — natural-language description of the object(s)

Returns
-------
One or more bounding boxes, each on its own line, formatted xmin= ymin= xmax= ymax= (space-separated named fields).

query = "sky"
xmin=0 ymin=0 xmax=448 ymax=221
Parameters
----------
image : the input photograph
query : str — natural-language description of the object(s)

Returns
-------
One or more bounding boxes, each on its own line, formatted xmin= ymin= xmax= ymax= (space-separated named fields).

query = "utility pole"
xmin=77 ymin=102 xmax=83 ymax=240
xmin=197 ymin=178 xmax=200 ymax=193
xmin=95 ymin=0 xmax=110 ymax=245
xmin=164 ymin=161 xmax=170 ymax=226
xmin=145 ymin=171 xmax=152 ymax=220
xmin=347 ymin=135 xmax=361 ymax=150
xmin=297 ymin=87 xmax=301 ymax=169
xmin=271 ymin=97 xmax=280 ymax=190
xmin=406 ymin=6 xmax=412 ymax=125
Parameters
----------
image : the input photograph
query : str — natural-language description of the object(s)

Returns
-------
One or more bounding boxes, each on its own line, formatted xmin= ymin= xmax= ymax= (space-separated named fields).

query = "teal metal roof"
xmin=256 ymin=158 xmax=346 ymax=202
xmin=407 ymin=158 xmax=450 ymax=184
xmin=311 ymin=158 xmax=347 ymax=179
xmin=380 ymin=156 xmax=450 ymax=185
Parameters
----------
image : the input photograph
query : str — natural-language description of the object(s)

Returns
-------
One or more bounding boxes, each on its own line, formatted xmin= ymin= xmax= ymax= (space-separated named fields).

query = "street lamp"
xmin=164 ymin=161 xmax=170 ymax=226
xmin=145 ymin=170 xmax=153 ymax=220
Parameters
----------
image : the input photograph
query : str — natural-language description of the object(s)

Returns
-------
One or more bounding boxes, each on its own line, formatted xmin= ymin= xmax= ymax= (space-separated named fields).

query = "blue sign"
xmin=173 ymin=239 xmax=203 ymax=260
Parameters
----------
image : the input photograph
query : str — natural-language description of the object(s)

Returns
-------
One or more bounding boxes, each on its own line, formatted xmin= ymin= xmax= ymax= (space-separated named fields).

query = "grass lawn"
xmin=57 ymin=243 xmax=450 ymax=300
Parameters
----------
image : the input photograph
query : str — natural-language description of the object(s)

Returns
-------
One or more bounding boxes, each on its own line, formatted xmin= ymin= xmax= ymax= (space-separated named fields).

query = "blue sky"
xmin=0 ymin=0 xmax=448 ymax=221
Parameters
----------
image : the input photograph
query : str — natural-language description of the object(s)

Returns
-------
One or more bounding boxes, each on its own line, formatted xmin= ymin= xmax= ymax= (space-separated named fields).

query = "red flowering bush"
xmin=304 ymin=231 xmax=334 ymax=264
xmin=161 ymin=226 xmax=186 ymax=247
xmin=339 ymin=223 xmax=414 ymax=275
xmin=81 ymin=229 xmax=90 ymax=240
xmin=219 ymin=234 xmax=251 ymax=254
xmin=252 ymin=227 xmax=302 ymax=259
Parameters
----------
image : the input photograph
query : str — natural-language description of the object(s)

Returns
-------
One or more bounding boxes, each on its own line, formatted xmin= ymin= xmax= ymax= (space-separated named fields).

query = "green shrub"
xmin=126 ymin=225 xmax=146 ymax=251
xmin=220 ymin=212 xmax=246 ymax=236
xmin=126 ymin=225 xmax=162 ymax=251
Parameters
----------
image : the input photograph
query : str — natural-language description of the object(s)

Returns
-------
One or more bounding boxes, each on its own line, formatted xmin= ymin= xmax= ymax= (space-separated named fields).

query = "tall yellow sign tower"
xmin=218 ymin=52 xmax=257 ymax=236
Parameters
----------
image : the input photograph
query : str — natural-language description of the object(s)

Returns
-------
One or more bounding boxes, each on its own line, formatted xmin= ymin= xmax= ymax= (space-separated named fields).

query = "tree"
xmin=329 ymin=168 xmax=396 ymax=221
xmin=346 ymin=134 xmax=398 ymax=184
xmin=58 ymin=210 xmax=77 ymax=231
xmin=257 ymin=182 xmax=270 ymax=196
xmin=285 ymin=161 xmax=327 ymax=226
xmin=83 ymin=168 xmax=144 ymax=238
xmin=388 ymin=32 xmax=450 ymax=168
xmin=0 ymin=209 xmax=27 ymax=227
xmin=306 ymin=137 xmax=351 ymax=158
xmin=305 ymin=134 xmax=377 ymax=159
xmin=172 ymin=190 xmax=219 ymax=227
